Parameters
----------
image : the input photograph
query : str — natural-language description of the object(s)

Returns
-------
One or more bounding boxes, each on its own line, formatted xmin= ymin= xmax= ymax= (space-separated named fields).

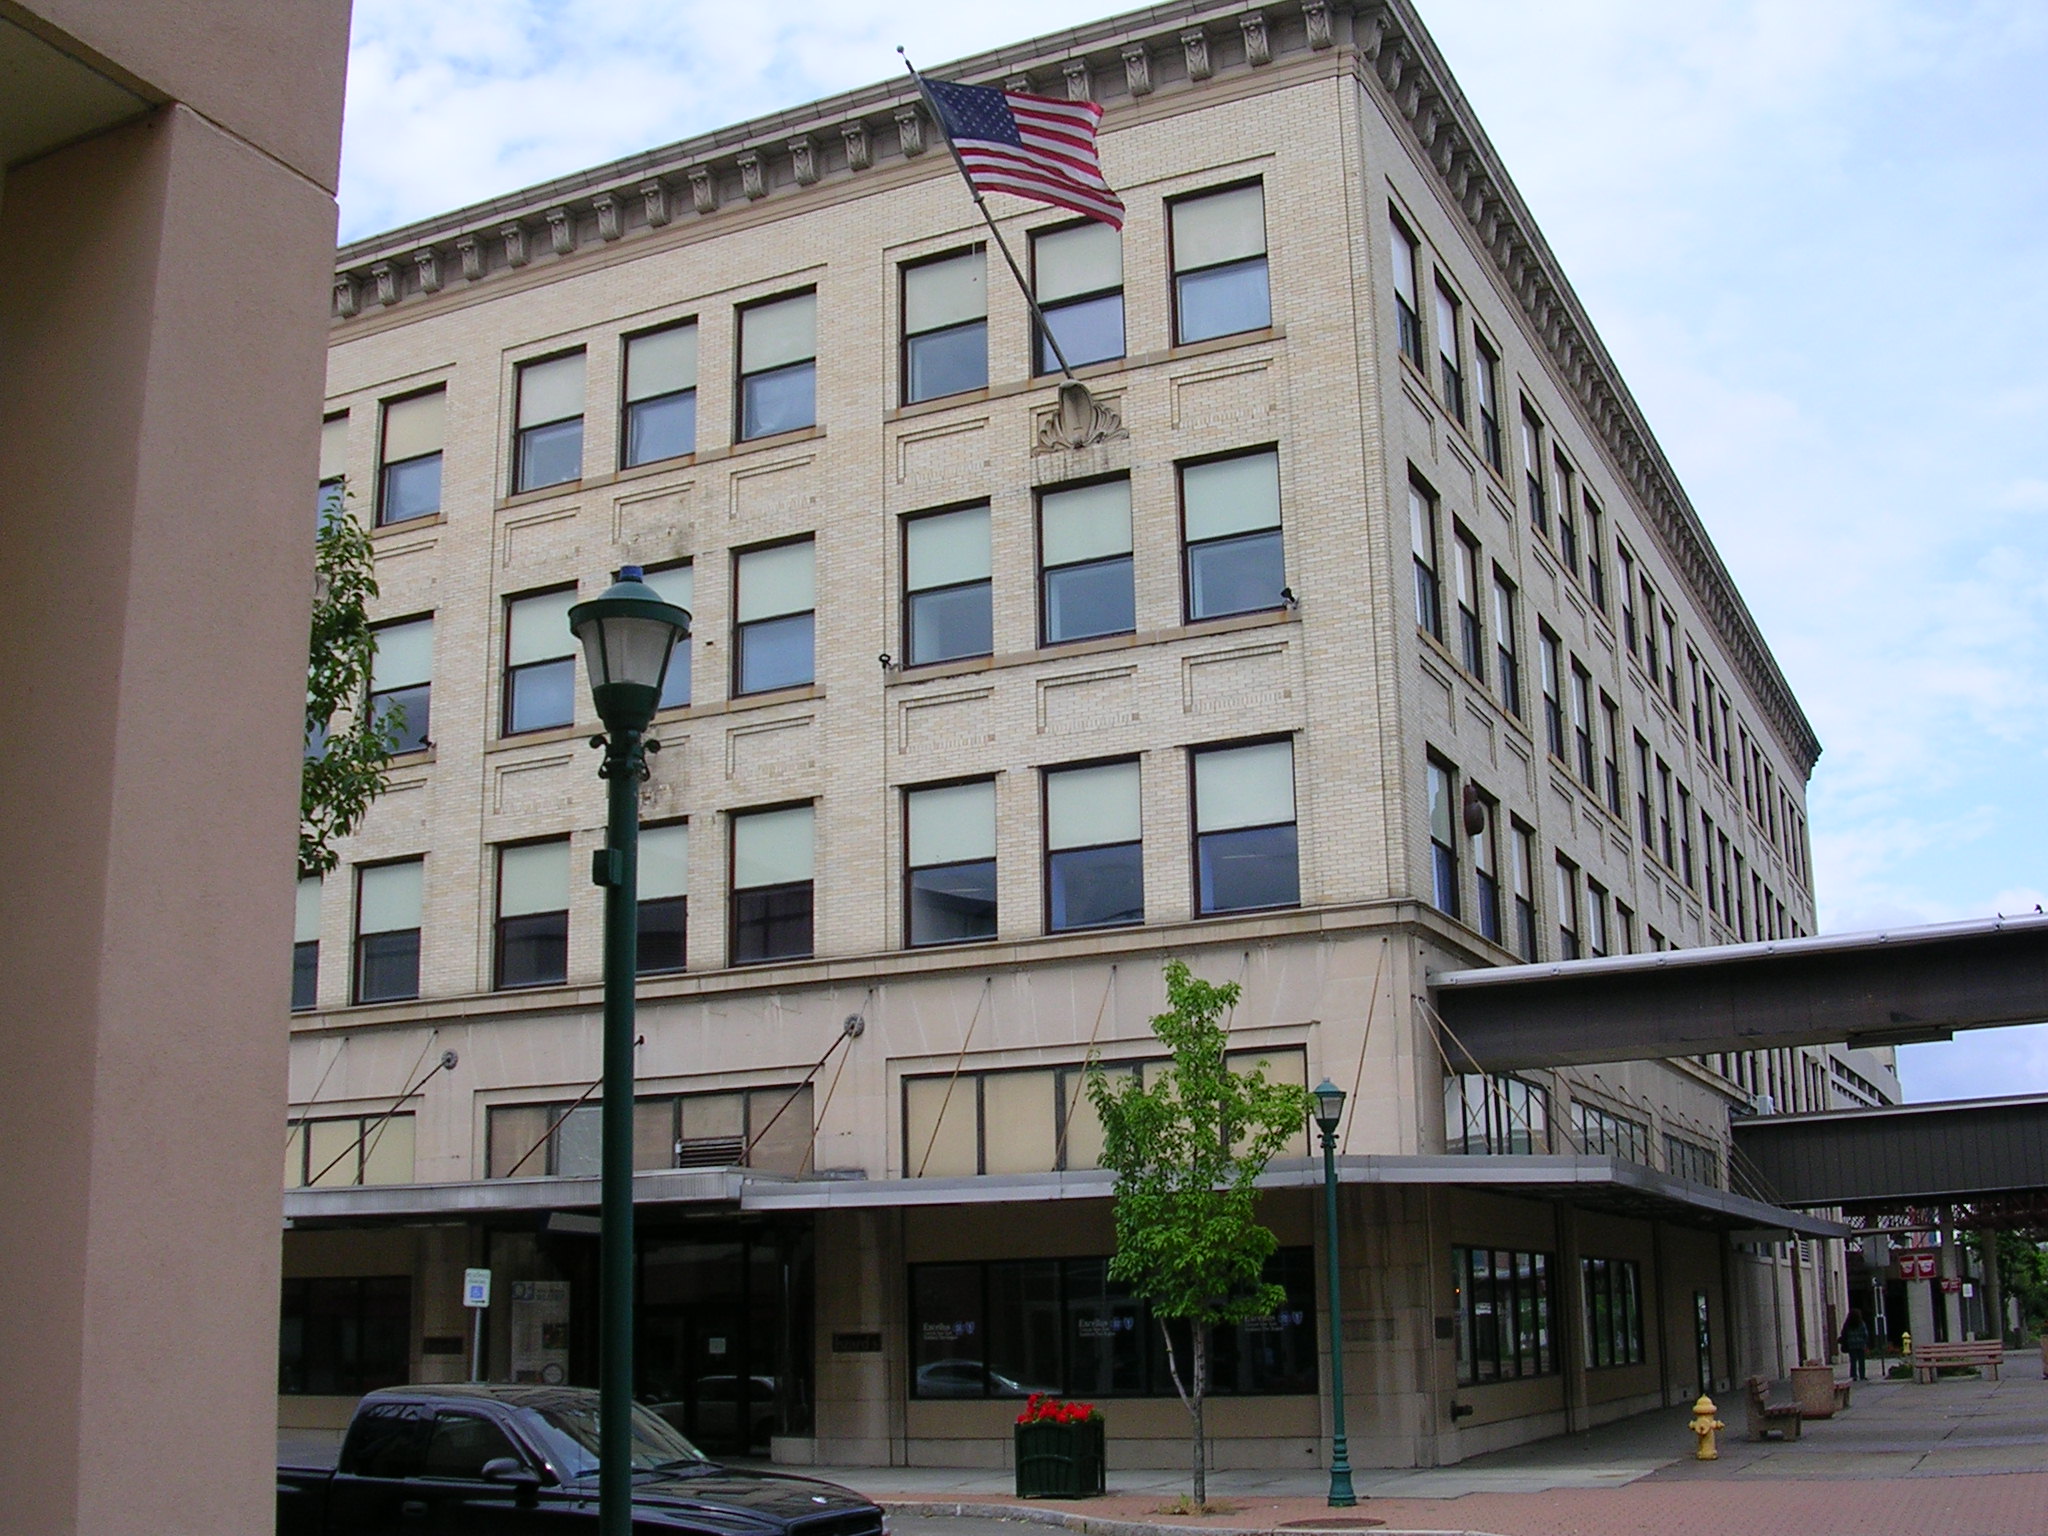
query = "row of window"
xmin=293 ymin=738 xmax=1301 ymax=1009
xmin=484 ymin=1085 xmax=814 ymax=1180
xmin=1449 ymin=1248 xmax=1646 ymax=1385
xmin=1442 ymin=1074 xmax=1722 ymax=1187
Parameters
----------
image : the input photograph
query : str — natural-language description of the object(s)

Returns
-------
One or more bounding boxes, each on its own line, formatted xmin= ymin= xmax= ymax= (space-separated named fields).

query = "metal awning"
xmin=1732 ymin=1093 xmax=2048 ymax=1210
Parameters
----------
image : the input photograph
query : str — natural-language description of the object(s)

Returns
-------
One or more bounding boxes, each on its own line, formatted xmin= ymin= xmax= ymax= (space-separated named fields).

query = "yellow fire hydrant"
xmin=1902 ymin=1330 xmax=1913 ymax=1357
xmin=1689 ymin=1395 xmax=1724 ymax=1460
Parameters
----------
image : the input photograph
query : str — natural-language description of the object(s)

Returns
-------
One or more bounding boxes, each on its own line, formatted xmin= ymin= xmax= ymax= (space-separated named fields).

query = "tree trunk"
xmin=1191 ymin=1323 xmax=1208 ymax=1507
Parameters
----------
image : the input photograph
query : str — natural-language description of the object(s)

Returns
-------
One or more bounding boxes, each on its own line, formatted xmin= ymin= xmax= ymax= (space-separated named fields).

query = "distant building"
xmin=288 ymin=0 xmax=1869 ymax=1468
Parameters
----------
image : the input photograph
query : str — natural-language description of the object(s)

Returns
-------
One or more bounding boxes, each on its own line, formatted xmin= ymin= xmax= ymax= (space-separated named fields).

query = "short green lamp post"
xmin=1313 ymin=1078 xmax=1357 ymax=1507
xmin=567 ymin=566 xmax=690 ymax=1536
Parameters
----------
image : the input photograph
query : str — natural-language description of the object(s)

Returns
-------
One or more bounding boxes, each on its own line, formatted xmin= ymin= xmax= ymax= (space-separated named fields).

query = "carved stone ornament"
xmin=1005 ymin=72 xmax=1032 ymax=94
xmin=689 ymin=166 xmax=718 ymax=215
xmin=333 ymin=273 xmax=360 ymax=318
xmin=594 ymin=193 xmax=622 ymax=241
xmin=1181 ymin=27 xmax=1213 ymax=81
xmin=1063 ymin=60 xmax=1091 ymax=102
xmin=788 ymin=136 xmax=819 ymax=186
xmin=1304 ymin=0 xmax=1334 ymax=49
xmin=1242 ymin=12 xmax=1270 ymax=66
xmin=737 ymin=151 xmax=766 ymax=201
xmin=545 ymin=206 xmax=575 ymax=256
xmin=1035 ymin=381 xmax=1127 ymax=453
xmin=1122 ymin=43 xmax=1153 ymax=96
xmin=895 ymin=105 xmax=927 ymax=156
xmin=502 ymin=222 xmax=529 ymax=268
xmin=414 ymin=247 xmax=442 ymax=294
xmin=369 ymin=261 xmax=400 ymax=307
xmin=842 ymin=121 xmax=872 ymax=171
xmin=641 ymin=179 xmax=670 ymax=228
xmin=456 ymin=235 xmax=484 ymax=281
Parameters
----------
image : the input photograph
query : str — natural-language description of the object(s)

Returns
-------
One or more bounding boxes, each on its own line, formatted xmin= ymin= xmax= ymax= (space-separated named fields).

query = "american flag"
xmin=919 ymin=76 xmax=1124 ymax=230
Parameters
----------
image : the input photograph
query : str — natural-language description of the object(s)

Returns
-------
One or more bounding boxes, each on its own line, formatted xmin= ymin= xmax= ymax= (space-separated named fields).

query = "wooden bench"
xmin=1745 ymin=1375 xmax=1803 ymax=1440
xmin=1911 ymin=1340 xmax=2005 ymax=1383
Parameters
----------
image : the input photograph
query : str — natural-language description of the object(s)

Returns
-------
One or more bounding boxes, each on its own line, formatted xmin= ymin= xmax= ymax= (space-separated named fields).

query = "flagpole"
xmin=899 ymin=48 xmax=1080 ymax=384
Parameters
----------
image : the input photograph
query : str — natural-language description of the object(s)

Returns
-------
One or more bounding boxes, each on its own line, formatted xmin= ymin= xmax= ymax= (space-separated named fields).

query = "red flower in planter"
xmin=1017 ymin=1394 xmax=1100 ymax=1425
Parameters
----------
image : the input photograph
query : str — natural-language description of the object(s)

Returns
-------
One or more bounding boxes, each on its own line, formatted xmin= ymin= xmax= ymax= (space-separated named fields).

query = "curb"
xmin=885 ymin=1499 xmax=1509 ymax=1536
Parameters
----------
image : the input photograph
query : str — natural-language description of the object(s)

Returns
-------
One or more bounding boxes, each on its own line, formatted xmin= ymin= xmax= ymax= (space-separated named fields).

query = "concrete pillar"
xmin=1979 ymin=1229 xmax=2005 ymax=1346
xmin=1941 ymin=1229 xmax=1966 ymax=1341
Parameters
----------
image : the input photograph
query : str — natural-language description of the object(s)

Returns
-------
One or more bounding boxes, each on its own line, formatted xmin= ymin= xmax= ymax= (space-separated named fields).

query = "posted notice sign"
xmin=464 ymin=1268 xmax=492 ymax=1309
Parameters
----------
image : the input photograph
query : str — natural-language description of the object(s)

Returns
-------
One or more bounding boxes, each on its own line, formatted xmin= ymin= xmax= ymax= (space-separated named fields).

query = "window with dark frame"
xmin=293 ymin=875 xmax=321 ymax=1011
xmin=1538 ymin=626 xmax=1564 ymax=759
xmin=734 ymin=539 xmax=815 ymax=695
xmin=1192 ymin=739 xmax=1299 ymax=916
xmin=1586 ymin=880 xmax=1609 ymax=956
xmin=1039 ymin=478 xmax=1134 ymax=645
xmin=319 ymin=413 xmax=348 ymax=524
xmin=1454 ymin=530 xmax=1484 ymax=678
xmin=1600 ymin=694 xmax=1623 ymax=817
xmin=1427 ymin=756 xmax=1460 ymax=918
xmin=1045 ymin=759 xmax=1143 ymax=932
xmin=495 ymin=840 xmax=569 ymax=989
xmin=1617 ymin=543 xmax=1639 ymax=657
xmin=730 ymin=804 xmax=814 ymax=964
xmin=1182 ymin=448 xmax=1284 ymax=622
xmin=1574 ymin=1101 xmax=1650 ymax=1162
xmin=368 ymin=616 xmax=433 ymax=755
xmin=905 ymin=780 xmax=998 ymax=947
xmin=1553 ymin=452 xmax=1578 ymax=576
xmin=1033 ymin=220 xmax=1124 ymax=372
xmin=1661 ymin=610 xmax=1680 ymax=708
xmin=513 ymin=351 xmax=585 ymax=493
xmin=1492 ymin=569 xmax=1521 ymax=717
xmin=1469 ymin=790 xmax=1502 ymax=944
xmin=903 ymin=248 xmax=988 ymax=404
xmin=1389 ymin=215 xmax=1423 ymax=365
xmin=1171 ymin=182 xmax=1270 ymax=345
xmin=279 ymin=1276 xmax=411 ymax=1396
xmin=1641 ymin=574 xmax=1662 ymax=683
xmin=377 ymin=389 xmax=444 ymax=526
xmin=487 ymin=1085 xmax=814 ymax=1178
xmin=1554 ymin=854 xmax=1580 ymax=959
xmin=353 ymin=858 xmax=422 ymax=1004
xmin=503 ymin=587 xmax=578 ymax=735
xmin=1510 ymin=819 xmax=1538 ymax=961
xmin=637 ymin=822 xmax=688 ymax=974
xmin=904 ymin=504 xmax=993 ymax=666
xmin=1444 ymin=1075 xmax=1548 ymax=1156
xmin=1434 ymin=281 xmax=1465 ymax=423
xmin=1410 ymin=479 xmax=1443 ymax=640
xmin=641 ymin=564 xmax=693 ymax=710
xmin=737 ymin=290 xmax=817 ymax=441
xmin=1520 ymin=406 xmax=1547 ymax=533
xmin=286 ymin=1111 xmax=415 ymax=1189
xmin=1634 ymin=734 xmax=1655 ymax=846
xmin=621 ymin=322 xmax=697 ymax=468
xmin=1583 ymin=496 xmax=1608 ymax=610
xmin=1570 ymin=661 xmax=1595 ymax=790
xmin=1656 ymin=757 xmax=1675 ymax=867
xmin=1474 ymin=335 xmax=1504 ymax=472
xmin=1451 ymin=1246 xmax=1555 ymax=1385
xmin=1579 ymin=1255 xmax=1645 ymax=1368
xmin=1678 ymin=783 xmax=1695 ymax=887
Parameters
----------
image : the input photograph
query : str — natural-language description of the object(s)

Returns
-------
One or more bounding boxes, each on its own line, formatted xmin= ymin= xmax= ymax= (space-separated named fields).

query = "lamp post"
xmin=1313 ymin=1078 xmax=1357 ymax=1507
xmin=568 ymin=566 xmax=690 ymax=1536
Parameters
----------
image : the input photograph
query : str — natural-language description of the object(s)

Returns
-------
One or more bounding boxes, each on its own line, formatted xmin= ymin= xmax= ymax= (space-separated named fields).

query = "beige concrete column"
xmin=0 ymin=76 xmax=339 ymax=1536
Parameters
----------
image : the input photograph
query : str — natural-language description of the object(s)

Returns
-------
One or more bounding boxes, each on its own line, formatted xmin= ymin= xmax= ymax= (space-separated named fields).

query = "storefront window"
xmin=279 ymin=1275 xmax=411 ymax=1395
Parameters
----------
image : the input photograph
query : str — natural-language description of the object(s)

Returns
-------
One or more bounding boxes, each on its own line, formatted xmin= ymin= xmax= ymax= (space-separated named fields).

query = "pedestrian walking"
xmin=1840 ymin=1307 xmax=1871 ymax=1381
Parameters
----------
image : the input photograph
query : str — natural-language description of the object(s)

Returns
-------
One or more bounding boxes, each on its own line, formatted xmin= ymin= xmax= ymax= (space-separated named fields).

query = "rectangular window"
xmin=1615 ymin=901 xmax=1635 ymax=954
xmin=1570 ymin=662 xmax=1595 ymax=789
xmin=1554 ymin=453 xmax=1578 ymax=576
xmin=1046 ymin=760 xmax=1143 ymax=932
xmin=1454 ymin=530 xmax=1484 ymax=678
xmin=1539 ymin=627 xmax=1564 ymax=760
xmin=1469 ymin=791 xmax=1501 ymax=943
xmin=1555 ymin=855 xmax=1580 ymax=959
xmin=1451 ymin=1246 xmax=1556 ymax=1385
xmin=637 ymin=822 xmax=688 ymax=974
xmin=1579 ymin=1256 xmax=1645 ymax=1368
xmin=377 ymin=388 xmax=444 ymax=526
xmin=737 ymin=290 xmax=816 ymax=440
xmin=514 ymin=351 xmax=585 ymax=492
xmin=1702 ymin=811 xmax=1720 ymax=916
xmin=1434 ymin=281 xmax=1465 ymax=423
xmin=1034 ymin=220 xmax=1123 ymax=373
xmin=1193 ymin=739 xmax=1298 ymax=915
xmin=641 ymin=564 xmax=693 ymax=709
xmin=1510 ymin=820 xmax=1538 ymax=961
xmin=1583 ymin=496 xmax=1608 ymax=610
xmin=496 ymin=840 xmax=569 ymax=989
xmin=1182 ymin=449 xmax=1284 ymax=621
xmin=1445 ymin=1076 xmax=1548 ymax=1156
xmin=1657 ymin=758 xmax=1675 ymax=866
xmin=1618 ymin=543 xmax=1639 ymax=657
xmin=1390 ymin=215 xmax=1423 ymax=365
xmin=1521 ymin=407 xmax=1547 ymax=533
xmin=1410 ymin=479 xmax=1442 ymax=640
xmin=906 ymin=780 xmax=997 ymax=946
xmin=1040 ymin=478 xmax=1134 ymax=644
xmin=1664 ymin=1135 xmax=1720 ymax=1188
xmin=503 ymin=588 xmax=578 ymax=734
xmin=1171 ymin=183 xmax=1269 ymax=344
xmin=904 ymin=504 xmax=992 ymax=666
xmin=287 ymin=1113 xmax=415 ymax=1189
xmin=621 ymin=322 xmax=697 ymax=467
xmin=1634 ymin=734 xmax=1654 ymax=846
xmin=1475 ymin=335 xmax=1504 ymax=473
xmin=293 ymin=875 xmax=320 ymax=1012
xmin=1600 ymin=694 xmax=1623 ymax=816
xmin=1661 ymin=611 xmax=1680 ymax=707
xmin=1641 ymin=575 xmax=1661 ymax=682
xmin=734 ymin=539 xmax=815 ymax=694
xmin=368 ymin=616 xmax=432 ymax=754
xmin=353 ymin=858 xmax=422 ymax=1004
xmin=730 ymin=804 xmax=814 ymax=964
xmin=1492 ymin=570 xmax=1521 ymax=717
xmin=1586 ymin=880 xmax=1609 ymax=956
xmin=1573 ymin=1102 xmax=1651 ymax=1163
xmin=1427 ymin=757 xmax=1460 ymax=918
xmin=903 ymin=249 xmax=987 ymax=404
xmin=318 ymin=413 xmax=348 ymax=524
xmin=279 ymin=1276 xmax=411 ymax=1396
xmin=1678 ymin=783 xmax=1695 ymax=886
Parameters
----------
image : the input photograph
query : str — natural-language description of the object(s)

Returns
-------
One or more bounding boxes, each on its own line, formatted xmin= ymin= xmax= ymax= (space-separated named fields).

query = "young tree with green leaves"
xmin=301 ymin=495 xmax=400 ymax=878
xmin=1086 ymin=960 xmax=1315 ymax=1508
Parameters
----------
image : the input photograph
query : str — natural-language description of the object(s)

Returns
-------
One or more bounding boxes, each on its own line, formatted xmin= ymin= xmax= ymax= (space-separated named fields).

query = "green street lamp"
xmin=1313 ymin=1078 xmax=1358 ymax=1507
xmin=568 ymin=566 xmax=690 ymax=1536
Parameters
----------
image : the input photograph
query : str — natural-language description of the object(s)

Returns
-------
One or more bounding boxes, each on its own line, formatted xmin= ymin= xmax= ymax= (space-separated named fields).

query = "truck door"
xmin=325 ymin=1401 xmax=432 ymax=1535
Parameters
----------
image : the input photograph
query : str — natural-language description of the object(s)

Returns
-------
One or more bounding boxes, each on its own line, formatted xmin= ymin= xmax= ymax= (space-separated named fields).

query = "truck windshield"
xmin=526 ymin=1399 xmax=710 ymax=1477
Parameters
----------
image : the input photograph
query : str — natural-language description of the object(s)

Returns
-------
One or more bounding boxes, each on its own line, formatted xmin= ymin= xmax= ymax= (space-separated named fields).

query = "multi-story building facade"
xmin=287 ymin=0 xmax=1853 ymax=1469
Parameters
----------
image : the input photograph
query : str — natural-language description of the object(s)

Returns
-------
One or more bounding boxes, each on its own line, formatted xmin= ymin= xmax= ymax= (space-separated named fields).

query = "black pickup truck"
xmin=277 ymin=1383 xmax=887 ymax=1535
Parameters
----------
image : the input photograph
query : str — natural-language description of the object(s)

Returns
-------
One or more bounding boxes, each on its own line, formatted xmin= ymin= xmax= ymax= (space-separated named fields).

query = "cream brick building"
xmin=285 ymin=0 xmax=1889 ymax=1470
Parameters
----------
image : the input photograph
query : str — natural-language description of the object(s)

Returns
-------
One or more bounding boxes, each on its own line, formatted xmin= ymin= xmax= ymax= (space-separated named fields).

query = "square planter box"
xmin=1015 ymin=1418 xmax=1106 ymax=1498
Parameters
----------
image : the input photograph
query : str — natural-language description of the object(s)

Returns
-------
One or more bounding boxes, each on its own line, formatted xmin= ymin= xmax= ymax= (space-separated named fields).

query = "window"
xmin=621 ymin=322 xmax=697 ymax=467
xmin=1410 ymin=480 xmax=1442 ymax=640
xmin=1570 ymin=662 xmax=1595 ymax=789
xmin=1434 ymin=282 xmax=1465 ymax=422
xmin=1584 ymin=496 xmax=1608 ymax=610
xmin=286 ymin=1112 xmax=414 ymax=1188
xmin=1474 ymin=335 xmax=1504 ymax=472
xmin=903 ymin=249 xmax=987 ymax=403
xmin=1580 ymin=1256 xmax=1645 ymax=1368
xmin=293 ymin=876 xmax=320 ymax=1011
xmin=1615 ymin=900 xmax=1635 ymax=954
xmin=906 ymin=780 xmax=997 ymax=946
xmin=279 ymin=1276 xmax=410 ymax=1395
xmin=1520 ymin=407 xmax=1547 ymax=533
xmin=1033 ymin=219 xmax=1124 ymax=372
xmin=734 ymin=539 xmax=815 ymax=694
xmin=1586 ymin=880 xmax=1609 ymax=956
xmin=1641 ymin=575 xmax=1661 ymax=682
xmin=1664 ymin=1134 xmax=1720 ymax=1187
xmin=496 ymin=840 xmax=569 ymax=989
xmin=1617 ymin=543 xmax=1639 ymax=657
xmin=1451 ymin=1246 xmax=1555 ymax=1384
xmin=1554 ymin=855 xmax=1580 ymax=959
xmin=1702 ymin=811 xmax=1720 ymax=916
xmin=514 ymin=351 xmax=585 ymax=492
xmin=1656 ymin=757 xmax=1674 ymax=866
xmin=904 ymin=504 xmax=992 ymax=665
xmin=1573 ymin=1102 xmax=1650 ymax=1162
xmin=1600 ymin=695 xmax=1622 ymax=816
xmin=1453 ymin=531 xmax=1484 ymax=678
xmin=1661 ymin=610 xmax=1680 ymax=707
xmin=489 ymin=1085 xmax=814 ymax=1177
xmin=318 ymin=413 xmax=347 ymax=524
xmin=1182 ymin=448 xmax=1284 ymax=621
xmin=1634 ymin=734 xmax=1654 ymax=846
xmin=1039 ymin=478 xmax=1133 ymax=644
xmin=737 ymin=290 xmax=816 ymax=440
xmin=503 ymin=588 xmax=578 ymax=734
xmin=1389 ymin=216 xmax=1423 ymax=366
xmin=1553 ymin=453 xmax=1578 ymax=576
xmin=1510 ymin=820 xmax=1538 ymax=961
xmin=1427 ymin=757 xmax=1460 ymax=918
xmin=1538 ymin=627 xmax=1564 ymax=759
xmin=1469 ymin=791 xmax=1501 ymax=943
xmin=730 ymin=804 xmax=813 ymax=963
xmin=1677 ymin=783 xmax=1695 ymax=886
xmin=1192 ymin=739 xmax=1298 ymax=915
xmin=1492 ymin=570 xmax=1521 ymax=717
xmin=637 ymin=822 xmax=688 ymax=974
xmin=1171 ymin=182 xmax=1269 ymax=344
xmin=377 ymin=388 xmax=443 ymax=526
xmin=353 ymin=859 xmax=422 ymax=1004
xmin=1445 ymin=1074 xmax=1548 ymax=1155
xmin=1045 ymin=759 xmax=1143 ymax=932
xmin=641 ymin=564 xmax=693 ymax=709
xmin=368 ymin=616 xmax=432 ymax=754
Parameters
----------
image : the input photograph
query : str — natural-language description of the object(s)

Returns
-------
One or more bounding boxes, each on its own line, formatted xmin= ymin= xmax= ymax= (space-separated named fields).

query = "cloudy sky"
xmin=338 ymin=0 xmax=2048 ymax=1102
